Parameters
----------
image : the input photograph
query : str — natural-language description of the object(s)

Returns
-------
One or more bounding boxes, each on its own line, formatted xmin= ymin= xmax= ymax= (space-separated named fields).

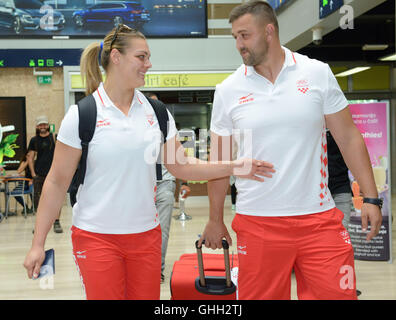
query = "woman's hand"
xmin=232 ymin=158 xmax=275 ymax=182
xmin=23 ymin=246 xmax=45 ymax=279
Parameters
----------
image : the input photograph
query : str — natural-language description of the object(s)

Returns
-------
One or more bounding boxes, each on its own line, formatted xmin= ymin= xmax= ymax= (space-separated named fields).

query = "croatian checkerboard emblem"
xmin=296 ymin=79 xmax=309 ymax=94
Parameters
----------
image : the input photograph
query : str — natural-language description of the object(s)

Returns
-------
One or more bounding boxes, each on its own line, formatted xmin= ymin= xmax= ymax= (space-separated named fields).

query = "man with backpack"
xmin=28 ymin=115 xmax=63 ymax=233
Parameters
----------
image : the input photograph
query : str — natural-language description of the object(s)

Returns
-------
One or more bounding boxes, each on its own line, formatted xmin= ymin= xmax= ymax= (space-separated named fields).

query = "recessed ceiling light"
xmin=335 ymin=67 xmax=371 ymax=77
xmin=362 ymin=44 xmax=389 ymax=51
xmin=379 ymin=53 xmax=396 ymax=61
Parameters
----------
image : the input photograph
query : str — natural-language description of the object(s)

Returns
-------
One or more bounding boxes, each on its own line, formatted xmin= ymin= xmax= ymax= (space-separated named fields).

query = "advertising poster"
xmin=0 ymin=97 xmax=27 ymax=171
xmin=348 ymin=101 xmax=392 ymax=262
xmin=0 ymin=0 xmax=207 ymax=38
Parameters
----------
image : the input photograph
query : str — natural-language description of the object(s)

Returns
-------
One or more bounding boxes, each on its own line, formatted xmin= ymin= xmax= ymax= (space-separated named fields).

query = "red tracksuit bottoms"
xmin=232 ymin=207 xmax=357 ymax=300
xmin=71 ymin=225 xmax=161 ymax=300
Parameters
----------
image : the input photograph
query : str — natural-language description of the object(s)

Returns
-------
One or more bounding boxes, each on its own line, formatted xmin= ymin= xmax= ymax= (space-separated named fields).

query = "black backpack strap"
xmin=147 ymin=97 xmax=169 ymax=180
xmin=147 ymin=97 xmax=169 ymax=143
xmin=77 ymin=94 xmax=97 ymax=185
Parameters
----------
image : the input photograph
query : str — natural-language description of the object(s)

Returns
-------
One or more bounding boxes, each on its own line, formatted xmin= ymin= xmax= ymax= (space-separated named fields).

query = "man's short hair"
xmin=229 ymin=1 xmax=279 ymax=34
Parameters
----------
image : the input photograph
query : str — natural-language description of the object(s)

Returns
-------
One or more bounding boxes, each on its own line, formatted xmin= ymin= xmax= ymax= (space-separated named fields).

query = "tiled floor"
xmin=0 ymin=195 xmax=394 ymax=300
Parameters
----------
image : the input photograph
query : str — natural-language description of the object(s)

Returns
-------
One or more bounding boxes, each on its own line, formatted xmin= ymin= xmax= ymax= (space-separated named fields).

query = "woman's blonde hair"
xmin=80 ymin=24 xmax=146 ymax=95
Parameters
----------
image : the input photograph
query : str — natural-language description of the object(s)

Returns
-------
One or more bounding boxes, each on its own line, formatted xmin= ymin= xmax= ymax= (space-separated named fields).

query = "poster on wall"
xmin=0 ymin=0 xmax=207 ymax=38
xmin=348 ymin=101 xmax=392 ymax=262
xmin=0 ymin=97 xmax=27 ymax=171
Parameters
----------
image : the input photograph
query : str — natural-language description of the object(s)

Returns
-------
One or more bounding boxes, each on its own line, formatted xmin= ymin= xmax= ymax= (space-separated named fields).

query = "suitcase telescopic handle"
xmin=195 ymin=239 xmax=232 ymax=288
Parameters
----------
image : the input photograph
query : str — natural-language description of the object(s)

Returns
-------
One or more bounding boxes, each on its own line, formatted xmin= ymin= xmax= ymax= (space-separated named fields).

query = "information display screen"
xmin=267 ymin=0 xmax=294 ymax=11
xmin=0 ymin=49 xmax=81 ymax=67
xmin=319 ymin=0 xmax=344 ymax=19
xmin=0 ymin=0 xmax=207 ymax=38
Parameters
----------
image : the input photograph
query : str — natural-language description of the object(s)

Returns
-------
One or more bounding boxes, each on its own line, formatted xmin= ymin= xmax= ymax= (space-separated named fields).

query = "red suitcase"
xmin=170 ymin=240 xmax=238 ymax=300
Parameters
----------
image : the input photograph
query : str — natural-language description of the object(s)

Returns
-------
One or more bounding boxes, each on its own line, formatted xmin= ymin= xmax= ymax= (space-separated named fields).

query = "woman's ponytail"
xmin=80 ymin=42 xmax=103 ymax=96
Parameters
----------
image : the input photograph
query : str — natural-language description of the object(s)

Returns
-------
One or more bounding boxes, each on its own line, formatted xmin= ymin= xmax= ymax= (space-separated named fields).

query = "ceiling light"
xmin=362 ymin=44 xmax=389 ymax=51
xmin=379 ymin=53 xmax=396 ymax=61
xmin=335 ymin=67 xmax=371 ymax=77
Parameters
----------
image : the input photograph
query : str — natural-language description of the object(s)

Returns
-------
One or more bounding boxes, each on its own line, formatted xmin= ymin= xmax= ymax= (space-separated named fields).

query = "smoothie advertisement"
xmin=348 ymin=101 xmax=392 ymax=262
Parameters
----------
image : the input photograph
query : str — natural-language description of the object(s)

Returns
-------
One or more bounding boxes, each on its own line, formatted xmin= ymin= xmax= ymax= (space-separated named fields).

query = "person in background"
xmin=23 ymin=24 xmax=273 ymax=300
xmin=145 ymin=91 xmax=191 ymax=284
xmin=199 ymin=1 xmax=381 ymax=300
xmin=27 ymin=115 xmax=62 ymax=233
xmin=230 ymin=137 xmax=238 ymax=211
xmin=174 ymin=122 xmax=192 ymax=206
xmin=14 ymin=151 xmax=34 ymax=213
xmin=327 ymin=129 xmax=352 ymax=230
xmin=230 ymin=176 xmax=237 ymax=211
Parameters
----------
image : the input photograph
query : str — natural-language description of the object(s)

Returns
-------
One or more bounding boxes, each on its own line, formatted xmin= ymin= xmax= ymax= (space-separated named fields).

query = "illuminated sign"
xmin=70 ymin=72 xmax=232 ymax=90
xmin=37 ymin=75 xmax=52 ymax=85
xmin=144 ymin=73 xmax=231 ymax=88
xmin=0 ymin=97 xmax=27 ymax=170
xmin=0 ymin=49 xmax=81 ymax=67
xmin=319 ymin=0 xmax=344 ymax=19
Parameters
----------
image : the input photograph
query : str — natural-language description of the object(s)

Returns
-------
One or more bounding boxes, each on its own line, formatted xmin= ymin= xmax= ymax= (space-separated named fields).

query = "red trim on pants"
xmin=231 ymin=208 xmax=357 ymax=300
xmin=71 ymin=225 xmax=161 ymax=300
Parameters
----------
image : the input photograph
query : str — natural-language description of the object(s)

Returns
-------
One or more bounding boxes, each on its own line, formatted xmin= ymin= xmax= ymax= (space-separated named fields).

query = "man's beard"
xmin=240 ymin=45 xmax=268 ymax=66
xmin=36 ymin=127 xmax=49 ymax=135
xmin=241 ymin=50 xmax=257 ymax=66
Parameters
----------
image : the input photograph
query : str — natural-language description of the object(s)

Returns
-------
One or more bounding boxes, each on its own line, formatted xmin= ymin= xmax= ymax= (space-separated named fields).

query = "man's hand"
xmin=233 ymin=158 xmax=275 ymax=182
xmin=198 ymin=220 xmax=232 ymax=250
xmin=361 ymin=203 xmax=382 ymax=241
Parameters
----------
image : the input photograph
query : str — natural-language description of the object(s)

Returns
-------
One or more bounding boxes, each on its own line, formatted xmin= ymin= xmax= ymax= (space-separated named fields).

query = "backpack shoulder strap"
xmin=78 ymin=94 xmax=97 ymax=143
xmin=147 ymin=97 xmax=169 ymax=144
xmin=146 ymin=97 xmax=169 ymax=181
xmin=76 ymin=94 xmax=97 ymax=185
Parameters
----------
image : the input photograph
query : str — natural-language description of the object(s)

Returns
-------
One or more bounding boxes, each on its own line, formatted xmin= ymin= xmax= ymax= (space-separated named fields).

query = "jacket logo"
xmin=75 ymin=250 xmax=87 ymax=259
xmin=146 ymin=114 xmax=155 ymax=126
xmin=237 ymin=245 xmax=247 ymax=255
xmin=238 ymin=93 xmax=254 ymax=104
xmin=296 ymin=79 xmax=309 ymax=94
xmin=96 ymin=119 xmax=111 ymax=127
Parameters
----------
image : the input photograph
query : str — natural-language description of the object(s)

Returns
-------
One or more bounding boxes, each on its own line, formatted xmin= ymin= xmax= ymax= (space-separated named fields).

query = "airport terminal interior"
xmin=0 ymin=0 xmax=396 ymax=300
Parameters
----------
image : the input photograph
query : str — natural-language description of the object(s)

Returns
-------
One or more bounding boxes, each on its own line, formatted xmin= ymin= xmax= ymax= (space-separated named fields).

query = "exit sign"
xmin=319 ymin=0 xmax=344 ymax=19
xmin=37 ymin=75 xmax=52 ymax=85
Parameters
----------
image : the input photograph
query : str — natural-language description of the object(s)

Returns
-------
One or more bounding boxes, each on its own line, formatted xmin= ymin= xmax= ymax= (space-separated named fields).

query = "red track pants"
xmin=232 ymin=208 xmax=357 ymax=300
xmin=71 ymin=225 xmax=161 ymax=300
